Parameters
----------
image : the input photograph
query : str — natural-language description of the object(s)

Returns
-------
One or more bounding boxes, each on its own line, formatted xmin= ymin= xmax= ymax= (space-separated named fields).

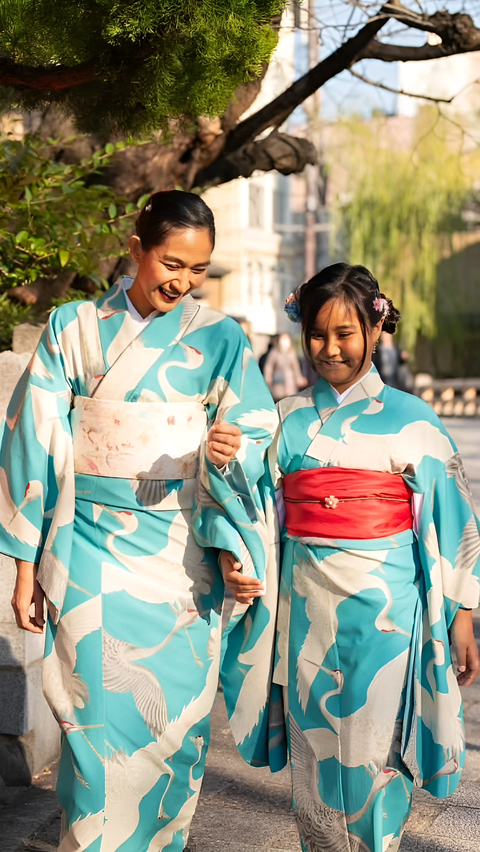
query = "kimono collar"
xmin=95 ymin=279 xmax=201 ymax=370
xmin=311 ymin=365 xmax=384 ymax=421
xmin=96 ymin=278 xmax=199 ymax=331
xmin=96 ymin=279 xmax=130 ymax=318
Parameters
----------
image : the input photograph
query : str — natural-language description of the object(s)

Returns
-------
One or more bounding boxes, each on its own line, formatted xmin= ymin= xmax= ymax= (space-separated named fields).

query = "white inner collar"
xmin=329 ymin=364 xmax=373 ymax=404
xmin=122 ymin=276 xmax=159 ymax=328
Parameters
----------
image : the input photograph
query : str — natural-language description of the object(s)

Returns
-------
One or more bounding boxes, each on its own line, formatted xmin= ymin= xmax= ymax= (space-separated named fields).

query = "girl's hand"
xmin=207 ymin=420 xmax=242 ymax=468
xmin=12 ymin=560 xmax=45 ymax=634
xmin=451 ymin=608 xmax=480 ymax=686
xmin=220 ymin=550 xmax=265 ymax=606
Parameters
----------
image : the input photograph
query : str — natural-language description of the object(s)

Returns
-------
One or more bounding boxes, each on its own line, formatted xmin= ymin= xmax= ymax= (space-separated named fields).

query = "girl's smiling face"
xmin=127 ymin=227 xmax=213 ymax=317
xmin=309 ymin=297 xmax=382 ymax=393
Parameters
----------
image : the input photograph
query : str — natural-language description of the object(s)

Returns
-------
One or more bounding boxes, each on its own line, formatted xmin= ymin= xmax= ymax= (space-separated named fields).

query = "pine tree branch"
xmin=0 ymin=59 xmax=97 ymax=91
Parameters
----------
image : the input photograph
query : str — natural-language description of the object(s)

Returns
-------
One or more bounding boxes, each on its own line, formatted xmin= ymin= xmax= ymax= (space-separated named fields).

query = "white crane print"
xmin=100 ymin=627 xmax=220 ymax=852
xmin=289 ymin=713 xmax=400 ymax=852
xmin=146 ymin=735 xmax=205 ymax=851
xmin=101 ymin=507 xmax=212 ymax=611
xmin=293 ymin=551 xmax=410 ymax=712
xmin=304 ymin=652 xmax=409 ymax=774
xmin=43 ymin=595 xmax=102 ymax=722
xmin=0 ymin=470 xmax=44 ymax=547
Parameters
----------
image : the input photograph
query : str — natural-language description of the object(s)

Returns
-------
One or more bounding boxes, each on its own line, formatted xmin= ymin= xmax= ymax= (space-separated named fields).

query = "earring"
xmin=373 ymin=340 xmax=379 ymax=353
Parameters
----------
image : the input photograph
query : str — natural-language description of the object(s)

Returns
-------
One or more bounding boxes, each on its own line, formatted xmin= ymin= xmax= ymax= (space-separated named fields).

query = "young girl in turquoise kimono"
xmin=0 ymin=191 xmax=278 ymax=852
xmin=225 ymin=263 xmax=480 ymax=852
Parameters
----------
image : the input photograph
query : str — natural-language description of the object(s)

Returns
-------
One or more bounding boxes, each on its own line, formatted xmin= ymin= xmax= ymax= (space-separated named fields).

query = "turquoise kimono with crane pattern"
xmin=0 ymin=280 xmax=278 ymax=852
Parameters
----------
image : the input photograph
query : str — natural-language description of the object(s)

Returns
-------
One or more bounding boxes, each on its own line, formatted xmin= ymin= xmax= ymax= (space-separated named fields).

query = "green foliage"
xmin=0 ymin=0 xmax=285 ymax=135
xmin=0 ymin=291 xmax=32 ymax=350
xmin=0 ymin=131 xmax=143 ymax=348
xmin=330 ymin=110 xmax=475 ymax=349
xmin=0 ymin=132 xmax=140 ymax=289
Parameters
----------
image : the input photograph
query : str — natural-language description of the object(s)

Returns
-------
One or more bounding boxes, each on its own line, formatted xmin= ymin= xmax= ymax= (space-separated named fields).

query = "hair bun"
xmin=381 ymin=294 xmax=401 ymax=333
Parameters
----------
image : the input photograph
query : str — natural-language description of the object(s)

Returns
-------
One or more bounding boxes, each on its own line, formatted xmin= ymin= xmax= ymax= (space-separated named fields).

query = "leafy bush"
xmin=0 ymin=292 xmax=33 ymax=351
xmin=0 ymin=131 xmax=145 ymax=348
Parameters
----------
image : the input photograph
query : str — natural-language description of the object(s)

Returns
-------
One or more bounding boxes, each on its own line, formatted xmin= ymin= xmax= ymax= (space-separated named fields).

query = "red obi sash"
xmin=283 ymin=468 xmax=413 ymax=540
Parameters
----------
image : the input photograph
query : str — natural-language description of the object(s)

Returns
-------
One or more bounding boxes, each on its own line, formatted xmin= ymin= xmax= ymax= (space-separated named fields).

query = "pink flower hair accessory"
xmin=284 ymin=290 xmax=302 ymax=323
xmin=373 ymin=296 xmax=389 ymax=317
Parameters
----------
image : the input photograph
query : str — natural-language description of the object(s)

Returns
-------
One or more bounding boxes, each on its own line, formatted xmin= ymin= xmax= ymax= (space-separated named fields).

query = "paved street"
xmin=2 ymin=418 xmax=480 ymax=852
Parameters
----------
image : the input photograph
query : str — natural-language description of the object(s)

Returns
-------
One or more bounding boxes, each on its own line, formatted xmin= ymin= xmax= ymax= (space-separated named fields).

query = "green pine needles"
xmin=0 ymin=0 xmax=285 ymax=136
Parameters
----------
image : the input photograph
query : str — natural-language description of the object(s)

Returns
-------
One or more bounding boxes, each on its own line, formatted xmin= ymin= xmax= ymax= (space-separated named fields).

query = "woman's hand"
xmin=220 ymin=551 xmax=265 ymax=606
xmin=12 ymin=560 xmax=45 ymax=634
xmin=451 ymin=608 xmax=480 ymax=686
xmin=207 ymin=420 xmax=242 ymax=468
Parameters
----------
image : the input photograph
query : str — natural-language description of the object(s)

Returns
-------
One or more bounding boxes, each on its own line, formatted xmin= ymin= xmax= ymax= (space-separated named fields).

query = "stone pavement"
xmin=2 ymin=418 xmax=480 ymax=852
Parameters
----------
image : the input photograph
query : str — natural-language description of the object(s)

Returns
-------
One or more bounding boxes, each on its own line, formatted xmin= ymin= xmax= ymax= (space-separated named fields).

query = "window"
xmin=249 ymin=184 xmax=264 ymax=229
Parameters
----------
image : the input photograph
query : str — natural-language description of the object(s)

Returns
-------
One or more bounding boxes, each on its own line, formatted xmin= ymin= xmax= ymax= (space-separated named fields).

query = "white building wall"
xmin=398 ymin=51 xmax=480 ymax=119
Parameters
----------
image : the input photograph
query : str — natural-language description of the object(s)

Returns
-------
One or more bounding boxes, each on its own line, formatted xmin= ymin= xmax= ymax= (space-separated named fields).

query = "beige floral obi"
xmin=71 ymin=397 xmax=207 ymax=480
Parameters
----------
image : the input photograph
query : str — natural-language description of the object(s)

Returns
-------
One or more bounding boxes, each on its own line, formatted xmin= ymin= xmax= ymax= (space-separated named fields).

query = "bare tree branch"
xmin=222 ymin=5 xmax=392 ymax=156
xmin=348 ymin=67 xmax=454 ymax=104
xmin=360 ymin=38 xmax=480 ymax=62
xmin=360 ymin=12 xmax=480 ymax=62
xmin=196 ymin=131 xmax=317 ymax=188
xmin=221 ymin=6 xmax=480 ymax=161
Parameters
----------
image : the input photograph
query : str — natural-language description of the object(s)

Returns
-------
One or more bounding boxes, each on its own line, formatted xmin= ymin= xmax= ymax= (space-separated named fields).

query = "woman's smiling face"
xmin=308 ymin=297 xmax=382 ymax=393
xmin=127 ymin=228 xmax=213 ymax=317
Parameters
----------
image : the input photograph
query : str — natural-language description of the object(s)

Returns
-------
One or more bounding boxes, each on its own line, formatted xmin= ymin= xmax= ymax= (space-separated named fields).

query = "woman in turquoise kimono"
xmin=226 ymin=263 xmax=480 ymax=852
xmin=0 ymin=190 xmax=278 ymax=852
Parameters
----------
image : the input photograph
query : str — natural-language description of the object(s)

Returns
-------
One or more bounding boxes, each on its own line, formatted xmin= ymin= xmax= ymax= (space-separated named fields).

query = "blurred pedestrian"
xmin=263 ymin=332 xmax=308 ymax=401
xmin=259 ymin=336 xmax=276 ymax=374
xmin=397 ymin=348 xmax=414 ymax=393
xmin=374 ymin=329 xmax=400 ymax=387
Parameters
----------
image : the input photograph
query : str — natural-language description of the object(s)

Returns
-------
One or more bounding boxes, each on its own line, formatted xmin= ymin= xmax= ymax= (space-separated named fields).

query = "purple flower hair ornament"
xmin=285 ymin=290 xmax=302 ymax=323
xmin=373 ymin=296 xmax=389 ymax=317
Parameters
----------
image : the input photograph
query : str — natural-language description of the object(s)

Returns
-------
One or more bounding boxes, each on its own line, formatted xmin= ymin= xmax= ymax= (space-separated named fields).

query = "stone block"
xmin=20 ymin=712 xmax=60 ymax=779
xmin=0 ymin=736 xmax=31 ymax=786
xmin=0 ymin=350 xmax=32 ymax=414
xmin=0 ymin=666 xmax=29 ymax=735
xmin=0 ymin=657 xmax=59 ymax=777
xmin=12 ymin=323 xmax=44 ymax=356
xmin=0 ymin=624 xmax=45 ymax=668
xmin=0 ymin=554 xmax=16 ymax=623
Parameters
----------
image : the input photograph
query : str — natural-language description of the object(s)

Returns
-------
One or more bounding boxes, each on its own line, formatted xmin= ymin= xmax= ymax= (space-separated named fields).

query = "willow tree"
xmin=331 ymin=109 xmax=478 ymax=349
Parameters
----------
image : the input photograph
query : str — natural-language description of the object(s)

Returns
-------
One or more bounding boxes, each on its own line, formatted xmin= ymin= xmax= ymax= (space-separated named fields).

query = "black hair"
xmin=298 ymin=262 xmax=401 ymax=368
xmin=135 ymin=190 xmax=215 ymax=252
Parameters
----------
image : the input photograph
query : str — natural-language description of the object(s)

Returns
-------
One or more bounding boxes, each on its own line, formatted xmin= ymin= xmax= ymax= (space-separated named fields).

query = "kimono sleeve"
xmin=0 ymin=311 xmax=74 ymax=566
xmin=192 ymin=323 xmax=285 ymax=771
xmin=412 ymin=426 xmax=480 ymax=627
xmin=400 ymin=417 xmax=480 ymax=795
xmin=192 ymin=324 xmax=279 ymax=579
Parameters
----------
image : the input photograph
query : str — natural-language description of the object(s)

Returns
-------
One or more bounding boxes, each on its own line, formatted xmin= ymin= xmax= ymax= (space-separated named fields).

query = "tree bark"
xmin=0 ymin=60 xmax=96 ymax=91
